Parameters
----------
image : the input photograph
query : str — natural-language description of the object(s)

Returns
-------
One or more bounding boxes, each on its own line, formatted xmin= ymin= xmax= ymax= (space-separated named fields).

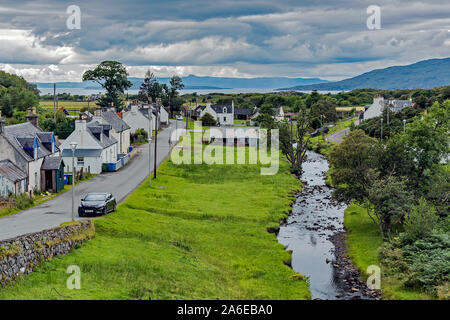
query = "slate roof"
xmin=386 ymin=100 xmax=412 ymax=112
xmin=197 ymin=104 xmax=233 ymax=114
xmin=211 ymin=105 xmax=233 ymax=114
xmin=86 ymin=121 xmax=117 ymax=148
xmin=234 ymin=108 xmax=253 ymax=116
xmin=41 ymin=156 xmax=64 ymax=170
xmin=101 ymin=111 xmax=130 ymax=132
xmin=0 ymin=159 xmax=27 ymax=182
xmin=2 ymin=122 xmax=59 ymax=162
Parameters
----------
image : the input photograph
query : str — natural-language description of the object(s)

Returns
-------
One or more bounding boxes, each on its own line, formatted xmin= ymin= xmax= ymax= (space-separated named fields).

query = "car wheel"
xmin=113 ymin=204 xmax=116 ymax=212
xmin=103 ymin=207 xmax=108 ymax=215
xmin=79 ymin=212 xmax=84 ymax=217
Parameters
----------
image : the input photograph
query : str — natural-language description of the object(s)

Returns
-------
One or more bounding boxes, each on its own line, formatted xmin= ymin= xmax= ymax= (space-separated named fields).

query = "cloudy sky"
xmin=0 ymin=0 xmax=449 ymax=82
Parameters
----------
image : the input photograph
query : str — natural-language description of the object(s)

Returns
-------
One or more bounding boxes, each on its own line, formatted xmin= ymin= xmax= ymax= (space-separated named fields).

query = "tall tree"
xmin=329 ymin=130 xmax=383 ymax=202
xmin=279 ymin=108 xmax=311 ymax=175
xmin=82 ymin=61 xmax=132 ymax=110
xmin=365 ymin=175 xmax=413 ymax=238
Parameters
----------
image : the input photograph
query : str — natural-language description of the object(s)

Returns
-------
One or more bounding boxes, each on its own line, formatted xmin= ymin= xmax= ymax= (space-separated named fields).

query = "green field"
xmin=344 ymin=204 xmax=435 ymax=300
xmin=0 ymin=146 xmax=310 ymax=300
xmin=39 ymin=101 xmax=99 ymax=111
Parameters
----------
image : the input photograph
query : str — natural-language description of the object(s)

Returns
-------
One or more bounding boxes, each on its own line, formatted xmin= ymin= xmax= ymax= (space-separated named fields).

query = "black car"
xmin=310 ymin=126 xmax=330 ymax=137
xmin=78 ymin=192 xmax=116 ymax=217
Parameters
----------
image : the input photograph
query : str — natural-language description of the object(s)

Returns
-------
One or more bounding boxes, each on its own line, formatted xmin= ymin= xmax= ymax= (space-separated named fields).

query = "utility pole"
xmin=148 ymin=104 xmax=152 ymax=187
xmin=154 ymin=105 xmax=158 ymax=179
xmin=53 ymin=83 xmax=56 ymax=122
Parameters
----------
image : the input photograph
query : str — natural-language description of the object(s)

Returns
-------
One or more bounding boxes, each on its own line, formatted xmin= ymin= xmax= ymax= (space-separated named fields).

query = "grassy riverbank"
xmin=0 ymin=148 xmax=310 ymax=300
xmin=344 ymin=204 xmax=435 ymax=300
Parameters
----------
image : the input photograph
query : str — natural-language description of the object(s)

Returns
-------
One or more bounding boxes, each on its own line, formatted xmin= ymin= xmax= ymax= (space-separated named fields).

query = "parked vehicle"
xmin=176 ymin=115 xmax=183 ymax=121
xmin=310 ymin=126 xmax=330 ymax=137
xmin=78 ymin=192 xmax=116 ymax=217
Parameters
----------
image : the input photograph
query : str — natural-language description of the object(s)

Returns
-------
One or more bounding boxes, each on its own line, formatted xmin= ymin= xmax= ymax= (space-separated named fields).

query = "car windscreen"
xmin=83 ymin=194 xmax=106 ymax=201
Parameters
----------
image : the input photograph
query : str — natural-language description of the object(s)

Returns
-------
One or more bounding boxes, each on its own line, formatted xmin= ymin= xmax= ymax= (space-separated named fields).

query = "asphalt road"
xmin=325 ymin=119 xmax=360 ymax=144
xmin=326 ymin=127 xmax=350 ymax=144
xmin=0 ymin=120 xmax=183 ymax=241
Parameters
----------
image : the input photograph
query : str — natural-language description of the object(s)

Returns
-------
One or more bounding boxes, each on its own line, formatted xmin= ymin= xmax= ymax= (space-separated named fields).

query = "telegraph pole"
xmin=154 ymin=105 xmax=158 ymax=179
xmin=53 ymin=83 xmax=56 ymax=122
xmin=148 ymin=102 xmax=152 ymax=187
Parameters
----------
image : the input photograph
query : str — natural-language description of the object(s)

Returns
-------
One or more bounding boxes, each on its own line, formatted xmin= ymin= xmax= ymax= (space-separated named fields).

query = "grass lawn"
xmin=39 ymin=101 xmax=99 ymax=111
xmin=344 ymin=204 xmax=435 ymax=300
xmin=0 ymin=147 xmax=310 ymax=300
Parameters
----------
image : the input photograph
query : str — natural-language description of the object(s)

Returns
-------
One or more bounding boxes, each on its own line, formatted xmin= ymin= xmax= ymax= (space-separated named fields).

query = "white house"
xmin=0 ymin=108 xmax=62 ymax=193
xmin=122 ymin=104 xmax=156 ymax=134
xmin=0 ymin=160 xmax=27 ymax=198
xmin=90 ymin=109 xmax=131 ymax=154
xmin=60 ymin=120 xmax=118 ymax=175
xmin=363 ymin=96 xmax=413 ymax=120
xmin=274 ymin=107 xmax=285 ymax=122
xmin=198 ymin=101 xmax=234 ymax=126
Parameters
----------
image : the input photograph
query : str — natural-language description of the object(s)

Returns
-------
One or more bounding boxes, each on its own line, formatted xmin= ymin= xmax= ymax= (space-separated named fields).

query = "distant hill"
xmin=279 ymin=58 xmax=450 ymax=91
xmin=35 ymin=74 xmax=327 ymax=91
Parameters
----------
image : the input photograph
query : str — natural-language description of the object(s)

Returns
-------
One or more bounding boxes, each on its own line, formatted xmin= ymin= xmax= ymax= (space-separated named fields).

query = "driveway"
xmin=0 ymin=120 xmax=184 ymax=241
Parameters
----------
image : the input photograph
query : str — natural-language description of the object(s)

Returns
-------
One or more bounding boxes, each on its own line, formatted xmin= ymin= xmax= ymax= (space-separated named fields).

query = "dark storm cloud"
xmin=0 ymin=0 xmax=449 ymax=80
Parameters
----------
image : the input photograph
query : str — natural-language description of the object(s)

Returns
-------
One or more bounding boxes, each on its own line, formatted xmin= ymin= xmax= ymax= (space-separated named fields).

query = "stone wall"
xmin=0 ymin=220 xmax=94 ymax=285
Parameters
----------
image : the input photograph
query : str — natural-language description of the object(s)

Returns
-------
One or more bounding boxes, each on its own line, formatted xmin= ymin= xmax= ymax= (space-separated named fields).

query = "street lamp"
xmin=70 ymin=142 xmax=77 ymax=221
xmin=403 ymin=119 xmax=406 ymax=134
xmin=380 ymin=118 xmax=383 ymax=142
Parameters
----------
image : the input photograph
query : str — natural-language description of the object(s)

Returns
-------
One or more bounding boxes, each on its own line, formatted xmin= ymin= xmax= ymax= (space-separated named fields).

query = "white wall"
xmin=123 ymin=107 xmax=156 ymax=134
xmin=64 ymin=156 xmax=103 ymax=175
xmin=363 ymin=97 xmax=385 ymax=120
xmin=28 ymin=158 xmax=44 ymax=192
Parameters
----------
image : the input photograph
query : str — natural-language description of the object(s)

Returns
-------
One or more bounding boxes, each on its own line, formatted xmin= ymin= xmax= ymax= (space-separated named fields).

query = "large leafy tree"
xmin=0 ymin=71 xmax=38 ymax=117
xmin=82 ymin=61 xmax=132 ymax=110
xmin=279 ymin=108 xmax=311 ymax=175
xmin=365 ymin=175 xmax=413 ymax=239
xmin=329 ymin=129 xmax=383 ymax=202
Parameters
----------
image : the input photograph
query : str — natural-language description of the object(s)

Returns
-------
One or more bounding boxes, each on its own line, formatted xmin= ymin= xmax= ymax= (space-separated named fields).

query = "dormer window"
xmin=51 ymin=134 xmax=55 ymax=153
xmin=33 ymin=137 xmax=39 ymax=160
xmin=223 ymin=107 xmax=227 ymax=113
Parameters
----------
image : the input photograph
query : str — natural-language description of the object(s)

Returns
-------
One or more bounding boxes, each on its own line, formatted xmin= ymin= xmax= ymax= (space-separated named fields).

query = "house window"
xmin=224 ymin=117 xmax=226 ymax=122
xmin=34 ymin=146 xmax=38 ymax=160
xmin=34 ymin=172 xmax=37 ymax=189
xmin=77 ymin=157 xmax=84 ymax=166
xmin=223 ymin=107 xmax=227 ymax=113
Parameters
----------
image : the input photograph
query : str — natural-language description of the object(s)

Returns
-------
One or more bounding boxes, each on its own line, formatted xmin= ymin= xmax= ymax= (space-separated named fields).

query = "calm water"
xmin=37 ymin=87 xmax=342 ymax=96
xmin=277 ymin=151 xmax=349 ymax=300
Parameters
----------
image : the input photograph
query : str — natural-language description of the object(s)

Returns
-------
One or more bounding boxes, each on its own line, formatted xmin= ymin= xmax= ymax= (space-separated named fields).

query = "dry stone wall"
xmin=0 ymin=220 xmax=94 ymax=285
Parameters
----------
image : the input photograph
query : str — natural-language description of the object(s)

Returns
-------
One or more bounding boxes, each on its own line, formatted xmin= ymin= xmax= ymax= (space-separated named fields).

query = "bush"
xmin=200 ymin=112 xmax=216 ymax=126
xmin=404 ymin=198 xmax=439 ymax=240
xmin=131 ymin=128 xmax=149 ymax=144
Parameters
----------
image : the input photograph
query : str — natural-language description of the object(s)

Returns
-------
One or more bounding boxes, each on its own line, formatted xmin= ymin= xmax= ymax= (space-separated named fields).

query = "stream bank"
xmin=278 ymin=150 xmax=380 ymax=300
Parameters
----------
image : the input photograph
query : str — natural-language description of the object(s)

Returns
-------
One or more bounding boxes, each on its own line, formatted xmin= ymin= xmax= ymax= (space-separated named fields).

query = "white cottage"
xmin=90 ymin=109 xmax=131 ymax=154
xmin=198 ymin=101 xmax=234 ymax=126
xmin=0 ymin=108 xmax=62 ymax=193
xmin=60 ymin=120 xmax=118 ymax=174
xmin=363 ymin=96 xmax=413 ymax=120
xmin=122 ymin=104 xmax=157 ymax=134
